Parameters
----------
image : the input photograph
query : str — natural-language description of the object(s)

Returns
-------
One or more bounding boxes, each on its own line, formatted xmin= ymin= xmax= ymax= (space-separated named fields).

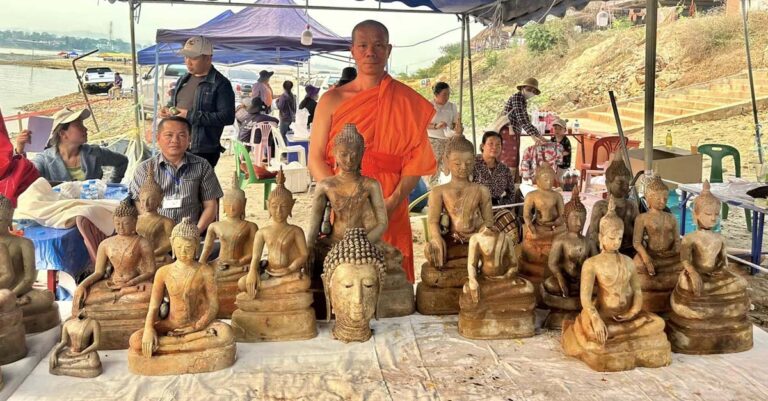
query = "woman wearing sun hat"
xmin=14 ymin=107 xmax=128 ymax=183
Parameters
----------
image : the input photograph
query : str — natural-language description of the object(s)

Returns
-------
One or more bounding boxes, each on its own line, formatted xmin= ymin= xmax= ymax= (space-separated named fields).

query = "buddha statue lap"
xmin=667 ymin=181 xmax=752 ymax=354
xmin=0 ymin=195 xmax=60 ymax=333
xmin=200 ymin=172 xmax=258 ymax=318
xmin=128 ymin=218 xmax=236 ymax=376
xmin=458 ymin=226 xmax=536 ymax=339
xmin=562 ymin=198 xmax=671 ymax=372
xmin=0 ymin=288 xmax=27 ymax=365
xmin=542 ymin=186 xmax=597 ymax=329
xmin=232 ymin=170 xmax=317 ymax=342
xmin=49 ymin=311 xmax=102 ymax=378
xmin=417 ymin=136 xmax=493 ymax=315
xmin=73 ymin=199 xmax=155 ymax=349
xmin=632 ymin=175 xmax=683 ymax=312
xmin=136 ymin=161 xmax=174 ymax=266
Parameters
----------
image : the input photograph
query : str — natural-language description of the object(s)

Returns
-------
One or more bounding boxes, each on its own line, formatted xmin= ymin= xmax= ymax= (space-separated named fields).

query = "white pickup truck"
xmin=82 ymin=67 xmax=115 ymax=94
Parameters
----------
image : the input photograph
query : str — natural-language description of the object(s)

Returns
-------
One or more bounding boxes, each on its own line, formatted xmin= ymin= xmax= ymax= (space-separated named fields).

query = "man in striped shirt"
xmin=130 ymin=117 xmax=223 ymax=232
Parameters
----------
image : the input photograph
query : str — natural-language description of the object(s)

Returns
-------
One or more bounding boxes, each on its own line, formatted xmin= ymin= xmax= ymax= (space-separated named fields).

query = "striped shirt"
xmin=129 ymin=152 xmax=223 ymax=225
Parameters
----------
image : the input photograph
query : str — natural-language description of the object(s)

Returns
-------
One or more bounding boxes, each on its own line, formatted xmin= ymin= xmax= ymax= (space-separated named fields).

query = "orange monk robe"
xmin=327 ymin=74 xmax=436 ymax=282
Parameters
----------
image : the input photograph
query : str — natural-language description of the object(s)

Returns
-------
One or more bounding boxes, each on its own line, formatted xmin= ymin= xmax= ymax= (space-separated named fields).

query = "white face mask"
xmin=522 ymin=89 xmax=536 ymax=99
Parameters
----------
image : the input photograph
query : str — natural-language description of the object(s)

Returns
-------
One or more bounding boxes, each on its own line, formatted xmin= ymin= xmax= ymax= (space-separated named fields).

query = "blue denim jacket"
xmin=31 ymin=144 xmax=128 ymax=183
xmin=171 ymin=66 xmax=235 ymax=153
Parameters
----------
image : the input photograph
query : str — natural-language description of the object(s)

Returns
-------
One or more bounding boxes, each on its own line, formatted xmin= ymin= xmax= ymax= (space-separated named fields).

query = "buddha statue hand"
xmin=684 ymin=268 xmax=703 ymax=297
xmin=426 ymin=237 xmax=447 ymax=269
xmin=640 ymin=255 xmax=656 ymax=276
xmin=526 ymin=223 xmax=537 ymax=239
xmin=16 ymin=294 xmax=31 ymax=306
xmin=613 ymin=310 xmax=637 ymax=322
xmin=467 ymin=277 xmax=479 ymax=304
xmin=555 ymin=273 xmax=569 ymax=298
xmin=167 ymin=324 xmax=197 ymax=337
xmin=245 ymin=270 xmax=260 ymax=299
xmin=73 ymin=287 xmax=88 ymax=309
xmin=141 ymin=327 xmax=159 ymax=357
xmin=589 ymin=311 xmax=608 ymax=345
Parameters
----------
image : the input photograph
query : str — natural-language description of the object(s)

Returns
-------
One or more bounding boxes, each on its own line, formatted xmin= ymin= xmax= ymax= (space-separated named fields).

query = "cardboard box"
xmin=628 ymin=147 xmax=702 ymax=188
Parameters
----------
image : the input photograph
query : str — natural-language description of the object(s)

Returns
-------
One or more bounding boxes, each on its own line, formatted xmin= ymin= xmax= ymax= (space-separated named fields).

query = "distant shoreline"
xmin=0 ymin=57 xmax=135 ymax=74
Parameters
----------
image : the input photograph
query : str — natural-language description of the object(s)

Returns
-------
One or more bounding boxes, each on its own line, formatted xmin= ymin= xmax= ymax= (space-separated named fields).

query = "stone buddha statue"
xmin=417 ymin=135 xmax=493 ymax=315
xmin=136 ymin=161 xmax=174 ymax=265
xmin=128 ymin=218 xmax=236 ymax=376
xmin=518 ymin=162 xmax=566 ymax=300
xmin=0 ymin=288 xmax=27 ymax=365
xmin=307 ymin=123 xmax=413 ymax=318
xmin=49 ymin=310 xmax=102 ymax=378
xmin=562 ymin=198 xmax=671 ymax=372
xmin=458 ymin=226 xmax=536 ymax=339
xmin=322 ymin=228 xmax=385 ymax=343
xmin=542 ymin=185 xmax=597 ymax=329
xmin=231 ymin=170 xmax=317 ymax=342
xmin=72 ymin=198 xmax=155 ymax=349
xmin=0 ymin=194 xmax=60 ymax=333
xmin=586 ymin=152 xmax=639 ymax=257
xmin=668 ymin=181 xmax=752 ymax=354
xmin=632 ymin=174 xmax=682 ymax=312
xmin=199 ymin=172 xmax=259 ymax=318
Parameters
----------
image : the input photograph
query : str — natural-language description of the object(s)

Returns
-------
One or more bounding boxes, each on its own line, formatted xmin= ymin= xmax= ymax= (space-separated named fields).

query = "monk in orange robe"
xmin=308 ymin=20 xmax=436 ymax=282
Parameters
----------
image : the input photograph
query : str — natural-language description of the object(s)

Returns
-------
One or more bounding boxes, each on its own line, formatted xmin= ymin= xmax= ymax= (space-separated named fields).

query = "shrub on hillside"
xmin=524 ymin=22 xmax=560 ymax=52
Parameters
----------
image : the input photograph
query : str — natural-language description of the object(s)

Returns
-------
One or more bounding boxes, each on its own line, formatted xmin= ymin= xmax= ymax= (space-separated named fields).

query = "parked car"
xmin=224 ymin=68 xmax=260 ymax=102
xmin=139 ymin=64 xmax=187 ymax=119
xmin=82 ymin=67 xmax=115 ymax=94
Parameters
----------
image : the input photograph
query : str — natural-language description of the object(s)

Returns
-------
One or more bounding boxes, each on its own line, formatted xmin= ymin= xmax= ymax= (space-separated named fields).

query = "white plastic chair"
xmin=247 ymin=121 xmax=276 ymax=166
xmin=221 ymin=122 xmax=237 ymax=155
xmin=272 ymin=127 xmax=307 ymax=166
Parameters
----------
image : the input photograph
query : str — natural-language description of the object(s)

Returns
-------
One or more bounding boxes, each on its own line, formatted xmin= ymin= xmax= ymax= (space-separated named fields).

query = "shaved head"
xmin=352 ymin=20 xmax=389 ymax=44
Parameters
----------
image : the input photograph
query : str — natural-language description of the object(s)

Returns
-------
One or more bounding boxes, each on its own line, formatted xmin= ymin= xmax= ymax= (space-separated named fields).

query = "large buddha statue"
xmin=199 ymin=172 xmax=258 ymax=318
xmin=232 ymin=170 xmax=317 ymax=342
xmin=668 ymin=181 xmax=752 ymax=354
xmin=417 ymin=135 xmax=493 ymax=315
xmin=73 ymin=198 xmax=155 ymax=349
xmin=586 ymin=152 xmax=639 ymax=257
xmin=562 ymin=198 xmax=671 ymax=372
xmin=322 ymin=228 xmax=386 ymax=343
xmin=0 ymin=194 xmax=60 ymax=333
xmin=458 ymin=226 xmax=536 ymax=339
xmin=49 ymin=310 xmax=102 ymax=378
xmin=136 ymin=161 xmax=174 ymax=265
xmin=632 ymin=174 xmax=682 ymax=312
xmin=542 ymin=185 xmax=597 ymax=329
xmin=517 ymin=163 xmax=566 ymax=301
xmin=128 ymin=218 xmax=236 ymax=376
xmin=307 ymin=123 xmax=413 ymax=318
xmin=0 ymin=288 xmax=27 ymax=365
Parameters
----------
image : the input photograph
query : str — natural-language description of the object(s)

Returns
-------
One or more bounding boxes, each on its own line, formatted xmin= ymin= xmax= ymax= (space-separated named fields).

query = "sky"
xmin=0 ymin=0 xmax=486 ymax=74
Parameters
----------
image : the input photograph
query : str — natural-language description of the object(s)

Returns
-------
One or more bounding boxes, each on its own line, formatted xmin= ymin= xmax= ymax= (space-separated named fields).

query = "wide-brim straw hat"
xmin=516 ymin=77 xmax=541 ymax=95
xmin=47 ymin=107 xmax=91 ymax=146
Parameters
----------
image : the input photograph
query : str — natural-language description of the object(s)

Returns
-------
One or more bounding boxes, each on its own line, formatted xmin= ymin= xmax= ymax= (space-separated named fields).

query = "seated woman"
xmin=299 ymin=85 xmax=319 ymax=129
xmin=472 ymin=131 xmax=516 ymax=207
xmin=15 ymin=107 xmax=127 ymax=183
xmin=238 ymin=97 xmax=278 ymax=153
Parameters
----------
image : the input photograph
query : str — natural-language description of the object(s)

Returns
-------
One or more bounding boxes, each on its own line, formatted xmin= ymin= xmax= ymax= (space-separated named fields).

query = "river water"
xmin=0 ymin=64 xmax=81 ymax=113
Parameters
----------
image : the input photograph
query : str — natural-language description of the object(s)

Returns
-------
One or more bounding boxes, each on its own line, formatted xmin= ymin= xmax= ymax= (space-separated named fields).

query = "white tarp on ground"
xmin=5 ymin=307 xmax=768 ymax=401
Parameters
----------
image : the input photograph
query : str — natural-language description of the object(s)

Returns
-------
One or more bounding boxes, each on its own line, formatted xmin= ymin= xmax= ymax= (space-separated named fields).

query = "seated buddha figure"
xmin=417 ymin=135 xmax=493 ymax=315
xmin=562 ymin=198 xmax=671 ymax=372
xmin=542 ymin=185 xmax=598 ymax=329
xmin=668 ymin=181 xmax=752 ymax=354
xmin=632 ymin=174 xmax=682 ymax=312
xmin=0 ymin=194 xmax=60 ymax=333
xmin=136 ymin=161 xmax=174 ymax=265
xmin=458 ymin=226 xmax=536 ymax=339
xmin=199 ymin=172 xmax=258 ymax=318
xmin=0 ymin=288 xmax=27 ymax=365
xmin=231 ymin=170 xmax=317 ymax=342
xmin=518 ymin=162 xmax=566 ymax=300
xmin=586 ymin=152 xmax=639 ymax=257
xmin=73 ymin=198 xmax=155 ymax=349
xmin=322 ymin=228 xmax=386 ymax=343
xmin=49 ymin=310 xmax=102 ymax=378
xmin=128 ymin=218 xmax=236 ymax=376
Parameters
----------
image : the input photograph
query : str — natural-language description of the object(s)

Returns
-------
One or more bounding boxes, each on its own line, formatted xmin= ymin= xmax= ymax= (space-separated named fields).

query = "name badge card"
xmin=163 ymin=196 xmax=182 ymax=209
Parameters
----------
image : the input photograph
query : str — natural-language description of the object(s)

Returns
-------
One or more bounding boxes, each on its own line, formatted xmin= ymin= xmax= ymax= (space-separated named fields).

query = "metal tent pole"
xmin=741 ymin=0 xmax=763 ymax=164
xmin=128 ymin=0 xmax=140 ymax=129
xmin=643 ymin=0 xmax=658 ymax=175
xmin=458 ymin=15 xmax=466 ymax=117
xmin=152 ymin=44 xmax=160 ymax=148
xmin=465 ymin=14 xmax=476 ymax=146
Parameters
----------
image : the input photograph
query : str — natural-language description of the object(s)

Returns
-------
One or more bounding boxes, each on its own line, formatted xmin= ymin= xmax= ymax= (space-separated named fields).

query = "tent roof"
xmin=136 ymin=42 xmax=310 ymax=65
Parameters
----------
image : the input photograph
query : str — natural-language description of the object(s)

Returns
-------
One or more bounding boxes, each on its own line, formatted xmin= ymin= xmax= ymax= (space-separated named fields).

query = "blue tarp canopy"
xmin=136 ymin=42 xmax=310 ymax=65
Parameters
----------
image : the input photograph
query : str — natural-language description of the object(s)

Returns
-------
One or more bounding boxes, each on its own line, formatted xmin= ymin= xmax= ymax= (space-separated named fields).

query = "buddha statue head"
xmin=599 ymin=197 xmax=624 ymax=252
xmin=170 ymin=217 xmax=200 ymax=263
xmin=333 ymin=123 xmax=365 ymax=174
xmin=644 ymin=174 xmax=669 ymax=211
xmin=693 ymin=180 xmax=720 ymax=230
xmin=535 ymin=162 xmax=556 ymax=190
xmin=222 ymin=171 xmax=247 ymax=219
xmin=564 ymin=185 xmax=587 ymax=234
xmin=322 ymin=228 xmax=385 ymax=342
xmin=268 ymin=169 xmax=294 ymax=223
xmin=0 ymin=195 xmax=13 ymax=234
xmin=444 ymin=135 xmax=475 ymax=179
xmin=114 ymin=198 xmax=139 ymax=236
xmin=605 ymin=152 xmax=632 ymax=199
xmin=138 ymin=161 xmax=163 ymax=215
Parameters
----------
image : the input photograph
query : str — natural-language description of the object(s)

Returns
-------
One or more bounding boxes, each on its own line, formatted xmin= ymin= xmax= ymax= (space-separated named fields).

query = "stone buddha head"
xmin=138 ymin=161 xmax=163 ymax=215
xmin=114 ymin=198 xmax=139 ymax=236
xmin=268 ymin=169 xmax=294 ymax=223
xmin=644 ymin=174 xmax=669 ymax=211
xmin=334 ymin=123 xmax=365 ymax=174
xmin=444 ymin=135 xmax=475 ymax=179
xmin=170 ymin=217 xmax=200 ymax=263
xmin=222 ymin=171 xmax=247 ymax=220
xmin=599 ymin=197 xmax=624 ymax=252
xmin=605 ymin=152 xmax=632 ymax=199
xmin=322 ymin=228 xmax=385 ymax=342
xmin=564 ymin=185 xmax=587 ymax=234
xmin=535 ymin=162 xmax=556 ymax=190
xmin=0 ymin=195 xmax=13 ymax=234
xmin=693 ymin=180 xmax=720 ymax=230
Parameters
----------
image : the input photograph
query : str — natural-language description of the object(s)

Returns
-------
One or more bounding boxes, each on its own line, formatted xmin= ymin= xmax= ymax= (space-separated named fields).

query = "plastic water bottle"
xmin=665 ymin=130 xmax=673 ymax=148
xmin=573 ymin=119 xmax=580 ymax=135
xmin=80 ymin=183 xmax=91 ymax=199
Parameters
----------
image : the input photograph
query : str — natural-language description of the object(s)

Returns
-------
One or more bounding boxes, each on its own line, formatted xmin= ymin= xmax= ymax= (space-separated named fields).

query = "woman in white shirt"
xmin=426 ymin=82 xmax=463 ymax=187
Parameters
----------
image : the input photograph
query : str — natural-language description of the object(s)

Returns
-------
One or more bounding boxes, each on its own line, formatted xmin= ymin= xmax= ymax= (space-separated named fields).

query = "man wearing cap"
xmin=15 ymin=107 xmax=128 ymax=183
xmin=500 ymin=77 xmax=545 ymax=177
xmin=251 ymin=70 xmax=274 ymax=113
xmin=160 ymin=35 xmax=235 ymax=169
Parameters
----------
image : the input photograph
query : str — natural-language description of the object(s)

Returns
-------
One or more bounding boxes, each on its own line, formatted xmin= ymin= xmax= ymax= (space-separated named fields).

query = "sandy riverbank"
xmin=0 ymin=57 xmax=136 ymax=75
